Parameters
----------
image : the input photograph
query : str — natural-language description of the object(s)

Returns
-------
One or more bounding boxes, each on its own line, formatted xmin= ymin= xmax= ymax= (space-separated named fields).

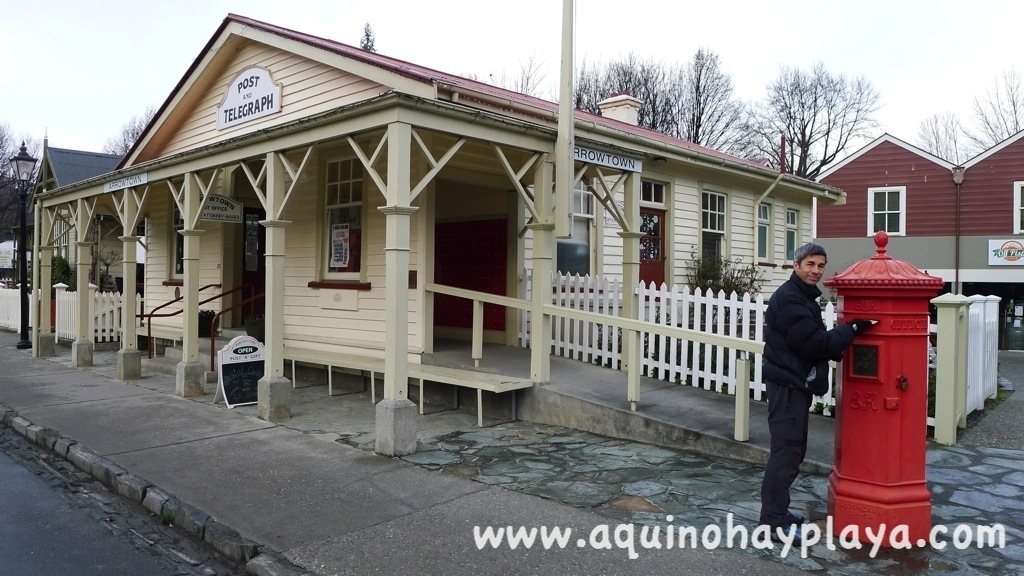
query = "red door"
xmin=640 ymin=207 xmax=665 ymax=286
xmin=434 ymin=219 xmax=507 ymax=331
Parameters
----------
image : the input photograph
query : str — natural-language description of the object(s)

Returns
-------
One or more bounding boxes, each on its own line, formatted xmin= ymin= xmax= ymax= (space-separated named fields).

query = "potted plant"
xmin=244 ymin=314 xmax=265 ymax=342
xmin=198 ymin=309 xmax=216 ymax=337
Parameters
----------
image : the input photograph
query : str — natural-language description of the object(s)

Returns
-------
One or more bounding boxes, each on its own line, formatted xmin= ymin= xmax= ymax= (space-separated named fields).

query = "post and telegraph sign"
xmin=218 ymin=66 xmax=282 ymax=129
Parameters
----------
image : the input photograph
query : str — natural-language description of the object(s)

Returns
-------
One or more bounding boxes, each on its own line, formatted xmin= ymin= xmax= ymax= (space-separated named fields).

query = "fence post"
xmin=982 ymin=295 xmax=1001 ymax=401
xmin=734 ymin=352 xmax=751 ymax=441
xmin=931 ymin=293 xmax=972 ymax=446
xmin=88 ymin=283 xmax=98 ymax=343
xmin=53 ymin=283 xmax=68 ymax=341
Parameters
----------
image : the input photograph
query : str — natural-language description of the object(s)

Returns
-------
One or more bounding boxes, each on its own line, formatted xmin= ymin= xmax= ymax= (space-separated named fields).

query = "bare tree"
xmin=0 ymin=129 xmax=41 ymax=243
xmin=916 ymin=112 xmax=975 ymax=164
xmin=359 ymin=22 xmax=376 ymax=52
xmin=968 ymin=67 xmax=1024 ymax=149
xmin=673 ymin=48 xmax=747 ymax=155
xmin=572 ymin=53 xmax=679 ymax=135
xmin=746 ymin=62 xmax=881 ymax=179
xmin=489 ymin=53 xmax=549 ymax=98
xmin=103 ymin=106 xmax=156 ymax=157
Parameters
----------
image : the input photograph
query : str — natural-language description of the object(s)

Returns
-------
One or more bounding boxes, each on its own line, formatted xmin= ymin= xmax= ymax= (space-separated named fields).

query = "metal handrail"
xmin=209 ymin=292 xmax=265 ymax=371
xmin=140 ymin=283 xmax=253 ymax=358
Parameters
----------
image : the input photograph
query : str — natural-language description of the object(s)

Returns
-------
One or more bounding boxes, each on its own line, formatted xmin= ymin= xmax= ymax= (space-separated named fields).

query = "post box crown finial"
xmin=873 ymin=230 xmax=890 ymax=260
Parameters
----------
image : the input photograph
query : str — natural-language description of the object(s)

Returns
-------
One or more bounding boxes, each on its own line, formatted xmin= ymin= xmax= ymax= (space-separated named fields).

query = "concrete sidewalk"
xmin=0 ymin=331 xmax=798 ymax=576
xmin=3 ymin=330 xmax=1022 ymax=575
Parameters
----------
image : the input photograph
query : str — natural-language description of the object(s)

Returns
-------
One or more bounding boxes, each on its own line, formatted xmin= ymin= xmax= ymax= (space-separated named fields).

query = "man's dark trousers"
xmin=759 ymin=380 xmax=812 ymax=528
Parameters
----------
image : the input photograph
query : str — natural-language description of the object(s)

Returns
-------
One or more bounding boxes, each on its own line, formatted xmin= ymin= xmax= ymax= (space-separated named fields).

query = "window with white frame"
xmin=785 ymin=208 xmax=800 ymax=261
xmin=867 ymin=186 xmax=906 ymax=236
xmin=702 ymin=191 xmax=726 ymax=260
xmin=641 ymin=180 xmax=665 ymax=204
xmin=757 ymin=203 xmax=771 ymax=261
xmin=324 ymin=158 xmax=364 ymax=278
xmin=556 ymin=180 xmax=595 ymax=275
xmin=1015 ymin=182 xmax=1024 ymax=233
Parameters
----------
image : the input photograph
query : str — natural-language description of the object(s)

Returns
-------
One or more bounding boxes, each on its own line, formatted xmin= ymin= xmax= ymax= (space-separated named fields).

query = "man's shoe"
xmin=772 ymin=524 xmax=803 ymax=545
xmin=786 ymin=510 xmax=806 ymax=525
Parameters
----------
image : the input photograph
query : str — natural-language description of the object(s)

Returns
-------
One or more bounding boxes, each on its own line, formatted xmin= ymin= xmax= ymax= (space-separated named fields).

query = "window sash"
xmin=757 ymin=203 xmax=771 ymax=260
xmin=1015 ymin=182 xmax=1024 ymax=233
xmin=642 ymin=180 xmax=665 ymax=204
xmin=324 ymin=159 xmax=364 ymax=278
xmin=702 ymin=192 xmax=726 ymax=232
xmin=867 ymin=186 xmax=905 ymax=235
xmin=785 ymin=208 xmax=799 ymax=261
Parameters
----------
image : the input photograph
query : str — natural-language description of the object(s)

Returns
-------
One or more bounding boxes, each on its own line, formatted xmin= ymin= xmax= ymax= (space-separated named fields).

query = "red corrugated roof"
xmin=225 ymin=14 xmax=774 ymax=172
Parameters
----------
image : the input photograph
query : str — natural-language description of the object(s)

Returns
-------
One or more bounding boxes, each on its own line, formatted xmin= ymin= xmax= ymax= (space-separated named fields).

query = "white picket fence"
xmin=520 ymin=270 xmax=1001 ymax=419
xmin=53 ymin=284 xmax=129 ymax=344
xmin=0 ymin=286 xmax=23 ymax=330
xmin=967 ymin=295 xmax=1001 ymax=413
xmin=520 ymin=270 xmax=840 ymax=414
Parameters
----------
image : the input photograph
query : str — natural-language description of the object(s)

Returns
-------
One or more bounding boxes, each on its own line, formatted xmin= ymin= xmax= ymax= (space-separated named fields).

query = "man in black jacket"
xmin=759 ymin=242 xmax=874 ymax=541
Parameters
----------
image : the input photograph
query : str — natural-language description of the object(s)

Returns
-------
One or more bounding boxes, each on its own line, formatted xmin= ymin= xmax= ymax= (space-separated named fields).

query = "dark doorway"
xmin=242 ymin=208 xmax=266 ymax=318
xmin=434 ymin=219 xmax=507 ymax=331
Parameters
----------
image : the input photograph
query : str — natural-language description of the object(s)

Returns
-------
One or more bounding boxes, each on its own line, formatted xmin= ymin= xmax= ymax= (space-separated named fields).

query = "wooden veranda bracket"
xmin=42 ymin=206 xmax=60 ymax=245
xmin=239 ymin=159 xmax=268 ymax=209
xmin=271 ymin=145 xmax=315 ymax=220
xmin=409 ymin=129 xmax=465 ymax=203
xmin=188 ymin=169 xmax=220 ymax=230
xmin=493 ymin=144 xmax=543 ymax=222
xmin=347 ymin=134 xmax=389 ymax=203
xmin=589 ymin=166 xmax=631 ymax=233
xmin=111 ymin=185 xmax=150 ymax=232
xmin=67 ymin=197 xmax=98 ymax=235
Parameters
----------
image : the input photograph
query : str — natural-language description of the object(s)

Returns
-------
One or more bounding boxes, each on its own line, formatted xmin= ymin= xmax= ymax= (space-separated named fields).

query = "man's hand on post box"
xmin=847 ymin=318 xmax=877 ymax=334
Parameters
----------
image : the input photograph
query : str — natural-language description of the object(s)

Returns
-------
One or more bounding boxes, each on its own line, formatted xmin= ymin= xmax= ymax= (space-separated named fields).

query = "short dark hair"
xmin=793 ymin=242 xmax=827 ymax=264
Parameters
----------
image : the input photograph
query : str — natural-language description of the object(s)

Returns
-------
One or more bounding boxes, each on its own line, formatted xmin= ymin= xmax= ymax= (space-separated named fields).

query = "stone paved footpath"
xmin=341 ymin=422 xmax=1024 ymax=575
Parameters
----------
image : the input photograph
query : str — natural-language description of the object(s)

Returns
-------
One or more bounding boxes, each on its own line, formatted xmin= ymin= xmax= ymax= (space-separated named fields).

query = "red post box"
xmin=822 ymin=231 xmax=943 ymax=545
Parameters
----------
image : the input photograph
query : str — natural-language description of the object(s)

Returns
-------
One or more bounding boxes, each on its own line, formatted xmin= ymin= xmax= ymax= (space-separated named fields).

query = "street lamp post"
xmin=10 ymin=142 xmax=37 ymax=350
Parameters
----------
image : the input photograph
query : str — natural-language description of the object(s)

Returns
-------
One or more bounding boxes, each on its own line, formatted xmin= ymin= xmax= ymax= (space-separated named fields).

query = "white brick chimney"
xmin=597 ymin=92 xmax=642 ymax=126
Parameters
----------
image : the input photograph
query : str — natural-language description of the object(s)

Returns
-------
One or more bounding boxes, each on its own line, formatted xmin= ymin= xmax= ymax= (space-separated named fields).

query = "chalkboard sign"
xmin=852 ymin=344 xmax=879 ymax=378
xmin=217 ymin=336 xmax=264 ymax=408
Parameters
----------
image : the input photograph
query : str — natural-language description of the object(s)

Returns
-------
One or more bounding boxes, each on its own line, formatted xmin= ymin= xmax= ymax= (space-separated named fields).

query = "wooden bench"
xmin=408 ymin=364 xmax=533 ymax=427
xmin=282 ymin=346 xmax=532 ymax=427
xmin=283 ymin=346 xmax=385 ymax=397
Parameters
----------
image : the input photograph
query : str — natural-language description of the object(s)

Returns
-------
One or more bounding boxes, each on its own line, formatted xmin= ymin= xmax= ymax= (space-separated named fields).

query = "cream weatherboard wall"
xmin=153 ymin=36 xmax=390 ymax=160
xmin=520 ymin=171 xmax=813 ymax=296
xmin=277 ymin=147 xmax=424 ymax=358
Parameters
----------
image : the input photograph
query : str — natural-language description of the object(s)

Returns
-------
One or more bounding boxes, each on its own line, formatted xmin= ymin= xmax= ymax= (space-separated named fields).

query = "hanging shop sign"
xmin=199 ymin=195 xmax=243 ymax=223
xmin=103 ymin=172 xmax=148 ymax=193
xmin=988 ymin=239 xmax=1024 ymax=266
xmin=574 ymin=145 xmax=643 ymax=172
xmin=218 ymin=66 xmax=282 ymax=129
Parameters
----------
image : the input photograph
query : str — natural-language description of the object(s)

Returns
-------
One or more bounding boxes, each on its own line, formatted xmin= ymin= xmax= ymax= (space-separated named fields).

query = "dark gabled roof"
xmin=47 ymin=147 xmax=122 ymax=187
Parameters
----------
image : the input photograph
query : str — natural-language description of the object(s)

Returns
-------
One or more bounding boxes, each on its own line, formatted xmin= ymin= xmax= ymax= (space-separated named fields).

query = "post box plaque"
xmin=852 ymin=344 xmax=879 ymax=378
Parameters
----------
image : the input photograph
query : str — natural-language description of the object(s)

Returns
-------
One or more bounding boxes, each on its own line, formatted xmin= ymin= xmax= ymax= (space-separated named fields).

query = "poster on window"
xmin=331 ymin=224 xmax=350 ymax=268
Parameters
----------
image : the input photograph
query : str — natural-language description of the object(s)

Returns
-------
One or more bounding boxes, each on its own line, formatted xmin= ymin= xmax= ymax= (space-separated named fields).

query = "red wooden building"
xmin=816 ymin=133 xmax=1024 ymax=348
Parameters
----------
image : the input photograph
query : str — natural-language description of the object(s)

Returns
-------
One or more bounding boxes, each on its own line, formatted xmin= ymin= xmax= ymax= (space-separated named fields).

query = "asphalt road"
xmin=0 ymin=426 xmax=243 ymax=576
